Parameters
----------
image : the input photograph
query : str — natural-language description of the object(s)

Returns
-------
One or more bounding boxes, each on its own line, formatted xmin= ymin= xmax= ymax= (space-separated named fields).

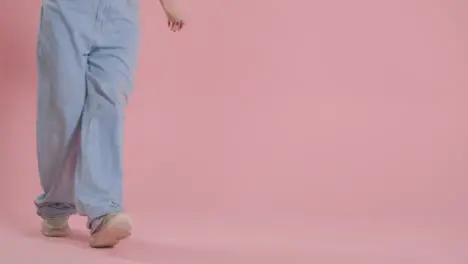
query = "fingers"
xmin=168 ymin=20 xmax=184 ymax=32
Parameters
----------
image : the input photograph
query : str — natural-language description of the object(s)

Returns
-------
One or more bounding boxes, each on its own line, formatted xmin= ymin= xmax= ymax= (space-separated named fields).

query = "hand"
xmin=160 ymin=0 xmax=185 ymax=32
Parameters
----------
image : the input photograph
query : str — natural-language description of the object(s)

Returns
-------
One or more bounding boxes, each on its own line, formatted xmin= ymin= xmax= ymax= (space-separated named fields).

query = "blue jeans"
xmin=34 ymin=0 xmax=140 ymax=232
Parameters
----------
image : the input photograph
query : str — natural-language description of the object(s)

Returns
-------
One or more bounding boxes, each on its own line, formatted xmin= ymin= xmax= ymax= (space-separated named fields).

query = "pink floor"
xmin=1 ymin=0 xmax=468 ymax=263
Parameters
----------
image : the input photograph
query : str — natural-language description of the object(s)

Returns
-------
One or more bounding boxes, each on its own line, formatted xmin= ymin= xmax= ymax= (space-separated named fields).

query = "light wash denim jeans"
xmin=34 ymin=0 xmax=140 ymax=232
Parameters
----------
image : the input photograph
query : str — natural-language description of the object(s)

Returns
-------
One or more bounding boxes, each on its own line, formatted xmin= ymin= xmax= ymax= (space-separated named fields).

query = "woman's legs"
xmin=35 ymin=0 xmax=140 ymax=247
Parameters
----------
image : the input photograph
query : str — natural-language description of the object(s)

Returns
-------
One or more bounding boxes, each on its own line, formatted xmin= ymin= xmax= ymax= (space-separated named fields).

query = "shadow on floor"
xmin=17 ymin=226 xmax=308 ymax=264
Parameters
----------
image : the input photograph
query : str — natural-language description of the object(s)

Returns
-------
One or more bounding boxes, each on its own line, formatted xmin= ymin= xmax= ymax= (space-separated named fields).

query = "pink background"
xmin=1 ymin=0 xmax=468 ymax=263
